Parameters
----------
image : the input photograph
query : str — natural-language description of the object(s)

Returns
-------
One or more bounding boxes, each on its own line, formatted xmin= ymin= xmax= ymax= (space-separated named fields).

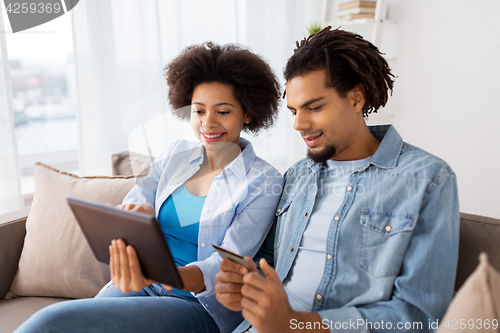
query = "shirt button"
xmin=334 ymin=216 xmax=340 ymax=221
xmin=327 ymin=254 xmax=332 ymax=260
xmin=304 ymin=212 xmax=308 ymax=217
xmin=385 ymin=226 xmax=392 ymax=232
xmin=201 ymin=243 xmax=205 ymax=247
xmin=347 ymin=186 xmax=353 ymax=191
xmin=205 ymin=303 xmax=209 ymax=307
xmin=277 ymin=208 xmax=281 ymax=213
xmin=316 ymin=294 xmax=322 ymax=300
xmin=290 ymin=247 xmax=294 ymax=252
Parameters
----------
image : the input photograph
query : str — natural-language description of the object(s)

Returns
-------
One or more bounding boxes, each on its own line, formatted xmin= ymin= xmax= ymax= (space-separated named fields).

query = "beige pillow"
xmin=436 ymin=252 xmax=500 ymax=332
xmin=8 ymin=162 xmax=136 ymax=299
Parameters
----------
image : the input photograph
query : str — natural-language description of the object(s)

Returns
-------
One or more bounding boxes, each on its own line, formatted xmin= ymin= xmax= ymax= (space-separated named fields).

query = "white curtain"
xmin=0 ymin=8 xmax=23 ymax=214
xmin=71 ymin=0 xmax=326 ymax=176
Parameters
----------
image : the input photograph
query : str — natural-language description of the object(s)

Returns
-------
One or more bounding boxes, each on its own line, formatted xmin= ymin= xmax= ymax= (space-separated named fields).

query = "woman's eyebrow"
xmin=192 ymin=102 xmax=234 ymax=107
xmin=214 ymin=102 xmax=234 ymax=107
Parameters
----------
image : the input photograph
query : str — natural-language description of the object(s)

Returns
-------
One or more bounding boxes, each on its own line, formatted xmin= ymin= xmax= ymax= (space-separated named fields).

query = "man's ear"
xmin=351 ymin=84 xmax=366 ymax=113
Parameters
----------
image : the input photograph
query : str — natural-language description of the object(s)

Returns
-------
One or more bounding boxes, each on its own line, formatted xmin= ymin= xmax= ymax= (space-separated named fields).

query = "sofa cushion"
xmin=437 ymin=253 xmax=500 ymax=332
xmin=8 ymin=162 xmax=135 ymax=299
xmin=0 ymin=297 xmax=68 ymax=333
xmin=111 ymin=151 xmax=153 ymax=177
xmin=456 ymin=213 xmax=500 ymax=291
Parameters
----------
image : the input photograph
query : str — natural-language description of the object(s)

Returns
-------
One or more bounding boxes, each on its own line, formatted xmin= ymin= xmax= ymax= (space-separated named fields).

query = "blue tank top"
xmin=158 ymin=184 xmax=206 ymax=296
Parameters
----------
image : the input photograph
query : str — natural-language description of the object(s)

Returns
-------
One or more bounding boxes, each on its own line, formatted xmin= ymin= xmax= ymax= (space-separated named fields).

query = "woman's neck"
xmin=202 ymin=142 xmax=242 ymax=172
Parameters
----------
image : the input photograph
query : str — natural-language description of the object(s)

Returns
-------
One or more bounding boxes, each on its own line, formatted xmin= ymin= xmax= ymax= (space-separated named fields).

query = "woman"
xmin=15 ymin=42 xmax=283 ymax=333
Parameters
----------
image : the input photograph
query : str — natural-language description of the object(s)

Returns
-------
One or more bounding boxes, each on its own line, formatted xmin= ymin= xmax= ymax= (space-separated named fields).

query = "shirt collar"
xmin=307 ymin=124 xmax=402 ymax=171
xmin=368 ymin=124 xmax=403 ymax=169
xmin=225 ymin=137 xmax=256 ymax=180
xmin=188 ymin=137 xmax=256 ymax=181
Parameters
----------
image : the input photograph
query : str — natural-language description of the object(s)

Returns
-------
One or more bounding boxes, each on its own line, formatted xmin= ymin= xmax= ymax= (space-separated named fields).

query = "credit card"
xmin=212 ymin=244 xmax=249 ymax=268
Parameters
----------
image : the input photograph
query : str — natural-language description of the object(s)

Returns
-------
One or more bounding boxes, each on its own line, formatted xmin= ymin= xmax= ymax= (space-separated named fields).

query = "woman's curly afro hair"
xmin=164 ymin=42 xmax=281 ymax=133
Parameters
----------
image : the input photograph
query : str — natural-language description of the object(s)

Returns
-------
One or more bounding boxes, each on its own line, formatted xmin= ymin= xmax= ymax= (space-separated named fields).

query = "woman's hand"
xmin=109 ymin=239 xmax=155 ymax=293
xmin=116 ymin=202 xmax=155 ymax=216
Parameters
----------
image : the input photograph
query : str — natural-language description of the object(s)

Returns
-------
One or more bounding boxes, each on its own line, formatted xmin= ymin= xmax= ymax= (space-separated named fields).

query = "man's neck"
xmin=331 ymin=125 xmax=380 ymax=161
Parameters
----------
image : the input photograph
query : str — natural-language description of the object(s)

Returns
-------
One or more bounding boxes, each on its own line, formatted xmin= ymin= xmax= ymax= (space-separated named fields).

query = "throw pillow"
xmin=8 ymin=162 xmax=136 ymax=299
xmin=436 ymin=252 xmax=500 ymax=332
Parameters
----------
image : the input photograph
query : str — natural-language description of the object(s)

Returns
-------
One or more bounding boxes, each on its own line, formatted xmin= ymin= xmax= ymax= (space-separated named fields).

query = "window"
xmin=2 ymin=9 xmax=78 ymax=203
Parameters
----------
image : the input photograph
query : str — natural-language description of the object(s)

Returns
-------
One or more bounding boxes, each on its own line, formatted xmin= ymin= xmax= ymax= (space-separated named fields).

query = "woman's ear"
xmin=244 ymin=114 xmax=252 ymax=124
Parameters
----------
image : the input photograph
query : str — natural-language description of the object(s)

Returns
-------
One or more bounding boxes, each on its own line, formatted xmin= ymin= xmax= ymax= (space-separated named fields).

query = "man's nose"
xmin=293 ymin=110 xmax=310 ymax=131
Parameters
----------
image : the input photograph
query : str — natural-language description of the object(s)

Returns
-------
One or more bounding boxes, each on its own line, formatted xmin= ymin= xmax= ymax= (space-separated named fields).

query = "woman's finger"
xmin=111 ymin=239 xmax=120 ymax=284
xmin=117 ymin=239 xmax=131 ymax=287
xmin=109 ymin=244 xmax=115 ymax=280
xmin=126 ymin=245 xmax=149 ymax=290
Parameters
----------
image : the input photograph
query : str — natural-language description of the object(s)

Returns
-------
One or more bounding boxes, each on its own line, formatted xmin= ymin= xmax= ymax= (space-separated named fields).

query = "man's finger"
xmin=215 ymin=281 xmax=243 ymax=294
xmin=241 ymin=296 xmax=262 ymax=318
xmin=244 ymin=257 xmax=257 ymax=272
xmin=241 ymin=280 xmax=268 ymax=304
xmin=220 ymin=258 xmax=248 ymax=275
xmin=216 ymin=270 xmax=245 ymax=284
xmin=260 ymin=258 xmax=282 ymax=286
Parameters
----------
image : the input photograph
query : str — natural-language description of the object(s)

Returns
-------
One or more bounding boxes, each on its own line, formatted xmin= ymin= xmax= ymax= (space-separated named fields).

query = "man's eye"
xmin=310 ymin=105 xmax=323 ymax=111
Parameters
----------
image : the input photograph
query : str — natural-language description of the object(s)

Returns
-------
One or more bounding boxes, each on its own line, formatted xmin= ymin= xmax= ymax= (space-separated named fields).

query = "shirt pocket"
xmin=274 ymin=198 xmax=293 ymax=250
xmin=359 ymin=209 xmax=417 ymax=277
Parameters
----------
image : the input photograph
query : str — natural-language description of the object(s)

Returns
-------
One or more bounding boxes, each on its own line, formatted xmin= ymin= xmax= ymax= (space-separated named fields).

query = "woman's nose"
xmin=202 ymin=110 xmax=218 ymax=128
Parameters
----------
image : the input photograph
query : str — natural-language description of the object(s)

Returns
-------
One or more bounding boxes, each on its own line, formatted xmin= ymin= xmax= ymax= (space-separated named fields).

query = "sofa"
xmin=1 ymin=154 xmax=499 ymax=333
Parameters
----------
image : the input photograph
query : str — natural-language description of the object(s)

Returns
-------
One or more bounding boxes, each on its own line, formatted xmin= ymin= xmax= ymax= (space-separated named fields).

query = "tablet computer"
xmin=67 ymin=196 xmax=183 ymax=289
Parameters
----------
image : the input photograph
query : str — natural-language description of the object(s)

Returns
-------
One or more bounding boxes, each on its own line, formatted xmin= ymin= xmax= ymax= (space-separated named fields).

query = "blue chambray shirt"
xmin=234 ymin=125 xmax=459 ymax=333
xmin=123 ymin=137 xmax=283 ymax=333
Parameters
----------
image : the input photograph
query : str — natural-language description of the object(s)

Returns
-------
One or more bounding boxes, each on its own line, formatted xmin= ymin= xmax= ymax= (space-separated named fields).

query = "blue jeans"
xmin=14 ymin=282 xmax=220 ymax=333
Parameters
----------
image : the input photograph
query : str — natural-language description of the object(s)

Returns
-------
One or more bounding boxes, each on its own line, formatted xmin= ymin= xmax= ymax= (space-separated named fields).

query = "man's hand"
xmin=215 ymin=257 xmax=256 ymax=311
xmin=240 ymin=258 xmax=298 ymax=333
xmin=117 ymin=202 xmax=155 ymax=216
xmin=109 ymin=239 xmax=155 ymax=293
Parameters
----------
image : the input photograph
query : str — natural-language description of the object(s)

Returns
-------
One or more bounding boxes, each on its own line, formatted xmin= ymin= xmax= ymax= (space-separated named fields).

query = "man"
xmin=215 ymin=27 xmax=459 ymax=333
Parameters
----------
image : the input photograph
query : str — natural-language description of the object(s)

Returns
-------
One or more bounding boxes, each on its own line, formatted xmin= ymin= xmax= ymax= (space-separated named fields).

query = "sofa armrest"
xmin=455 ymin=212 xmax=500 ymax=291
xmin=0 ymin=207 xmax=30 ymax=299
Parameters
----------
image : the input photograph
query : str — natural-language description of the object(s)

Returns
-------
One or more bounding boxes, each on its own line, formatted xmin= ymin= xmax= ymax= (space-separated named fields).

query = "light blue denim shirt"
xmin=123 ymin=137 xmax=283 ymax=333
xmin=234 ymin=125 xmax=459 ymax=333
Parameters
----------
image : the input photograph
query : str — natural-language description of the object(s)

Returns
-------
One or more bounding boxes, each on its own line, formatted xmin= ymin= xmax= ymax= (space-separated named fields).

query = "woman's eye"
xmin=218 ymin=111 xmax=230 ymax=115
xmin=193 ymin=110 xmax=204 ymax=114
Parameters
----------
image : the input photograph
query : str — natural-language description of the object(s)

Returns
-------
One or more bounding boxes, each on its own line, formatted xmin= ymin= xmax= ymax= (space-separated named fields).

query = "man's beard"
xmin=307 ymin=145 xmax=337 ymax=164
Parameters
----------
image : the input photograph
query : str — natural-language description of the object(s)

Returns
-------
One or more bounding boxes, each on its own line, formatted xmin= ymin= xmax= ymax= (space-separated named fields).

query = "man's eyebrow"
xmin=287 ymin=97 xmax=326 ymax=110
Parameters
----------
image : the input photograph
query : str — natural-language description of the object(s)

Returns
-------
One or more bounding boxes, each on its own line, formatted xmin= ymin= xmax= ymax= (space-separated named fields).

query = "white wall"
xmin=361 ymin=0 xmax=500 ymax=218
